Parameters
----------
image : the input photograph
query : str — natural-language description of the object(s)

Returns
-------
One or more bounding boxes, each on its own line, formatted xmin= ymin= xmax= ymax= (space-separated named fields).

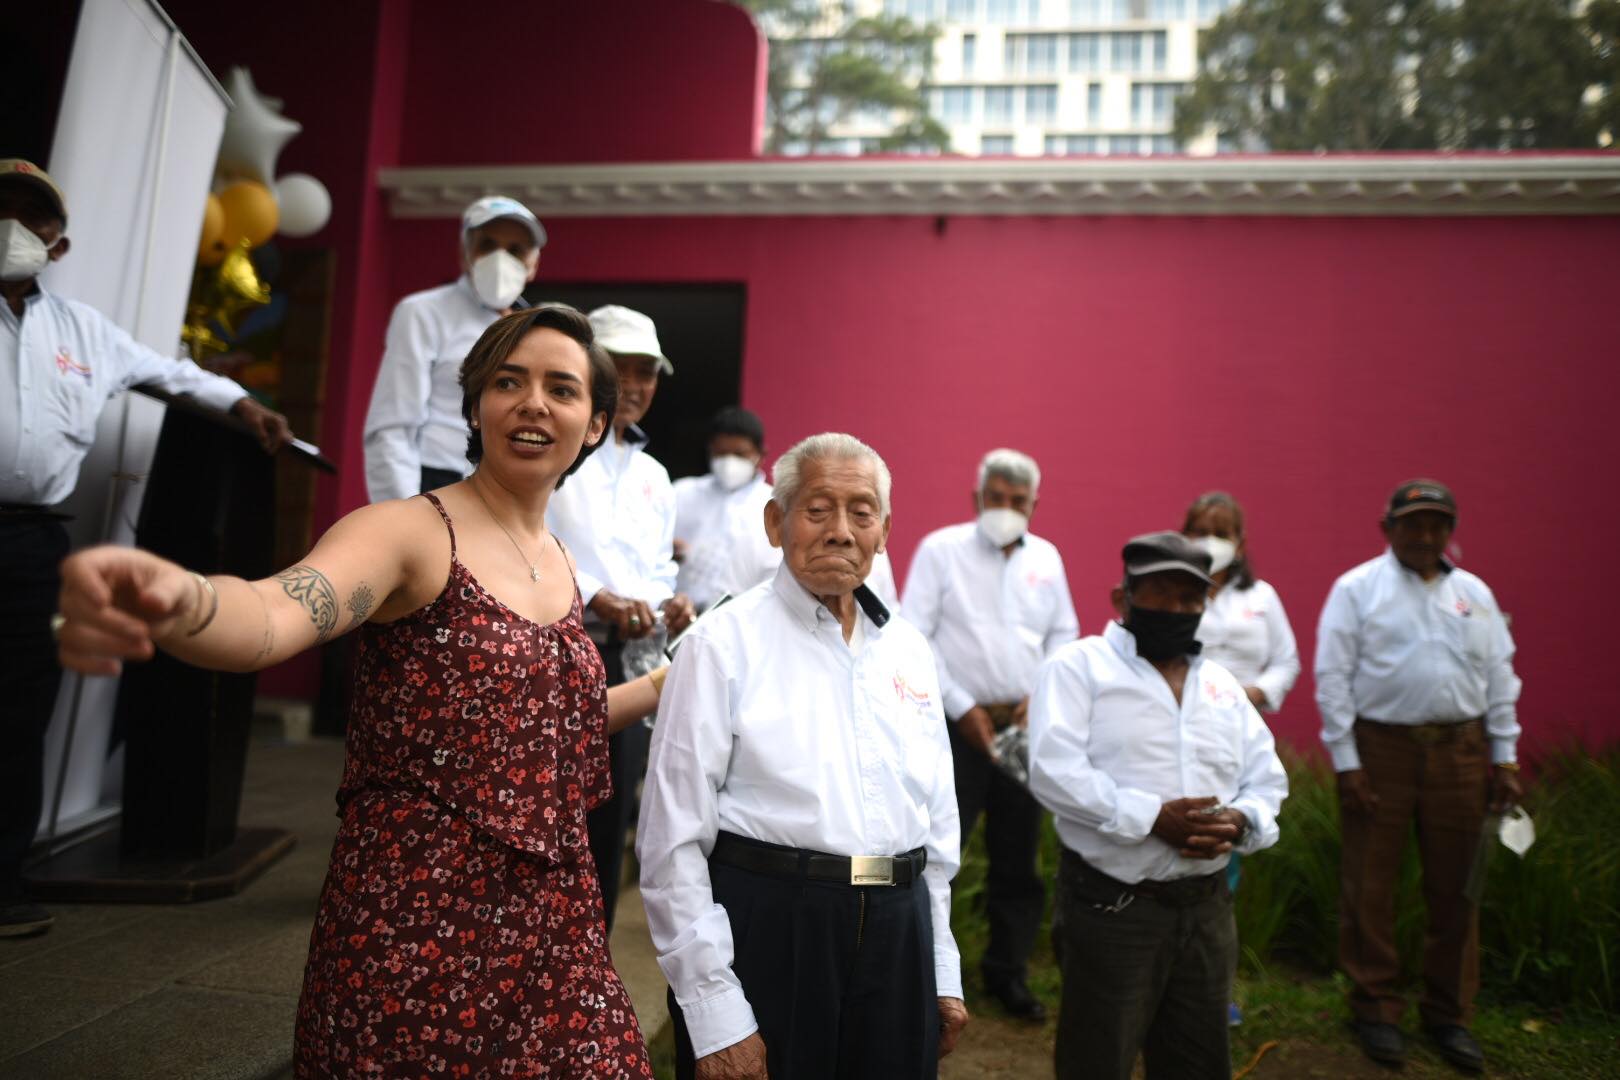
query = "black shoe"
xmin=1350 ymin=1019 xmax=1406 ymax=1067
xmin=1425 ymin=1024 xmax=1485 ymax=1073
xmin=986 ymin=978 xmax=1047 ymax=1022
xmin=0 ymin=901 xmax=54 ymax=939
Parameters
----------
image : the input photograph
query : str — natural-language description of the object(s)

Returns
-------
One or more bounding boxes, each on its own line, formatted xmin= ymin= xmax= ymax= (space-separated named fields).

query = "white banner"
xmin=38 ymin=0 xmax=230 ymax=843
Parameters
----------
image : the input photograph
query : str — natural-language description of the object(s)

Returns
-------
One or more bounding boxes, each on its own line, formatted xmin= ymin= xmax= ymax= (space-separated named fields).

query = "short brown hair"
xmin=459 ymin=304 xmax=617 ymax=487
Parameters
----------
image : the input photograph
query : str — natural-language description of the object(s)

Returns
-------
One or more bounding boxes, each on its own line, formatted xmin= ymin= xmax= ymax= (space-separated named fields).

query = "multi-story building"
xmin=769 ymin=0 xmax=1243 ymax=155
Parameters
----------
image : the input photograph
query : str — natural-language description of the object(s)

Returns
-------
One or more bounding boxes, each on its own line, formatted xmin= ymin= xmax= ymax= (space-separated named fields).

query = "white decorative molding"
xmin=378 ymin=155 xmax=1620 ymax=218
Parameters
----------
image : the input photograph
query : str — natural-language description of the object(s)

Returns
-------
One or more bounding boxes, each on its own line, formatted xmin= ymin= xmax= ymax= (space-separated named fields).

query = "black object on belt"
xmin=0 ymin=503 xmax=72 ymax=522
xmin=712 ymin=830 xmax=926 ymax=887
xmin=1063 ymin=848 xmax=1223 ymax=907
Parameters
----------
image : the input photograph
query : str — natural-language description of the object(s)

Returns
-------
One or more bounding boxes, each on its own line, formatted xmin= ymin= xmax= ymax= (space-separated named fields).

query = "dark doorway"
xmin=523 ymin=283 xmax=747 ymax=481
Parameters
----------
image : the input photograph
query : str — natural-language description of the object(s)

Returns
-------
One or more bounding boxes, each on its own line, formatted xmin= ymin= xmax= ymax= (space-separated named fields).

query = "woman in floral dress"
xmin=56 ymin=305 xmax=660 ymax=1078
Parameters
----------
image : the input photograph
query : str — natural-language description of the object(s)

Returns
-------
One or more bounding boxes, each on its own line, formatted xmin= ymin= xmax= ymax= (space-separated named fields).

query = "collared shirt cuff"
xmin=1100 ymin=787 xmax=1161 ymax=843
xmin=1228 ymin=798 xmax=1273 ymax=855
xmin=678 ymin=986 xmax=759 ymax=1060
xmin=1326 ymin=738 xmax=1362 ymax=772
xmin=933 ymin=960 xmax=963 ymax=1001
xmin=1489 ymin=737 xmax=1517 ymax=766
xmin=943 ymin=686 xmax=976 ymax=721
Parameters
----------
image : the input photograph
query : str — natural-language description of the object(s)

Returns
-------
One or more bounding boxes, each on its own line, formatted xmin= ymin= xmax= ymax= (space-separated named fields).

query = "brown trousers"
xmin=1339 ymin=718 xmax=1489 ymax=1026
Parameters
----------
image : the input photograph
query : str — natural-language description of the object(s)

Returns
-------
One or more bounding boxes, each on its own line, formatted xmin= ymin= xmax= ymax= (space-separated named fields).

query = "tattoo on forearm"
xmin=344 ymin=583 xmax=376 ymax=632
xmin=274 ymin=564 xmax=338 ymax=642
xmin=251 ymin=584 xmax=275 ymax=666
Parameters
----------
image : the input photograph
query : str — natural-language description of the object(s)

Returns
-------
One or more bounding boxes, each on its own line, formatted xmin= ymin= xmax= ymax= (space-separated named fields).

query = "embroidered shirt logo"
xmin=893 ymin=673 xmax=931 ymax=707
xmin=56 ymin=347 xmax=91 ymax=381
xmin=1203 ymin=678 xmax=1240 ymax=709
xmin=1454 ymin=598 xmax=1473 ymax=618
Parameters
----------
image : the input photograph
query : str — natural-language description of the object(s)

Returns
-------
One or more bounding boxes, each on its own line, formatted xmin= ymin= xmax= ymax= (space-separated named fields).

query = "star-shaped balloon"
xmin=216 ymin=67 xmax=301 ymax=187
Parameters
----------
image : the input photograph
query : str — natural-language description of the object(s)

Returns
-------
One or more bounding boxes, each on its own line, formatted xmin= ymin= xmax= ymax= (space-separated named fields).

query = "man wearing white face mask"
xmin=673 ymin=406 xmax=775 ymax=612
xmin=362 ymin=195 xmax=545 ymax=502
xmin=0 ymin=160 xmax=291 ymax=937
xmin=901 ymin=447 xmax=1078 ymax=1021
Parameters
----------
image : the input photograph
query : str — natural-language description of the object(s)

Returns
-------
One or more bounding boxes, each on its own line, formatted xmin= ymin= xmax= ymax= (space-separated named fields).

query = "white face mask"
xmin=710 ymin=454 xmax=757 ymax=491
xmin=1195 ymin=535 xmax=1237 ymax=576
xmin=470 ymin=250 xmax=529 ymax=310
xmin=1498 ymin=805 xmax=1535 ymax=856
xmin=0 ymin=219 xmax=51 ymax=282
xmin=978 ymin=507 xmax=1028 ymax=548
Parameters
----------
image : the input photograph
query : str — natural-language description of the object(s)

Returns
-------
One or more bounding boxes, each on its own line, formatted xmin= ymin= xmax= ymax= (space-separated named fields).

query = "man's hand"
xmin=1243 ymin=685 xmax=1268 ymax=709
xmin=1337 ymin=769 xmax=1380 ymax=817
xmin=1010 ymin=696 xmax=1030 ymax=729
xmin=56 ymin=545 xmax=197 ymax=676
xmin=1489 ymin=766 xmax=1523 ymax=813
xmin=230 ymin=396 xmax=293 ymax=454
xmin=938 ymin=996 xmax=969 ymax=1058
xmin=957 ymin=706 xmax=998 ymax=760
xmin=672 ymin=538 xmax=690 ymax=564
xmin=662 ymin=593 xmax=696 ymax=636
xmin=695 ymin=1033 xmax=768 ymax=1079
xmin=1151 ymin=796 xmax=1240 ymax=859
xmin=589 ymin=589 xmax=656 ymax=639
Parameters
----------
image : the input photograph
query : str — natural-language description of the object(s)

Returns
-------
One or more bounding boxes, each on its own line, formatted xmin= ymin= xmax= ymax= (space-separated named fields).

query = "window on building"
xmin=1111 ymin=32 xmax=1144 ymax=72
xmin=1151 ymin=134 xmax=1178 ymax=154
xmin=1148 ymin=0 xmax=1187 ymax=16
xmin=1197 ymin=0 xmax=1233 ymax=18
xmin=962 ymin=32 xmax=976 ymax=74
xmin=1027 ymin=34 xmax=1058 ymax=74
xmin=941 ymin=85 xmax=974 ymax=121
xmin=1070 ymin=0 xmax=1133 ymax=24
xmin=947 ymin=0 xmax=979 ymax=18
xmin=981 ymin=134 xmax=1015 ymax=154
xmin=988 ymin=0 xmax=1038 ymax=25
xmin=1150 ymin=31 xmax=1167 ymax=72
xmin=1130 ymin=82 xmax=1183 ymax=127
xmin=985 ymin=85 xmax=1016 ymax=123
xmin=1069 ymin=33 xmax=1101 ymax=72
xmin=1025 ymin=84 xmax=1058 ymax=122
xmin=1087 ymin=81 xmax=1104 ymax=125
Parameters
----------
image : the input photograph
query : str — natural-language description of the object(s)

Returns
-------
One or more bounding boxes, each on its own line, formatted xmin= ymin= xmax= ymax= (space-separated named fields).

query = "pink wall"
xmin=381 ymin=211 xmax=1620 ymax=758
xmin=163 ymin=0 xmax=1617 ymax=754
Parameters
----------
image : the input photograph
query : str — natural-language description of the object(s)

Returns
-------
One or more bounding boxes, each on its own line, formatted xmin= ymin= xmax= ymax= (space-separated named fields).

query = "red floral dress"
xmin=293 ymin=494 xmax=652 ymax=1079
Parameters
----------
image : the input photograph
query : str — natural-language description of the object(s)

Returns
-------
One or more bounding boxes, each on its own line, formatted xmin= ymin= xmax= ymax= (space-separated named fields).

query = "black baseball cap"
xmin=1123 ymin=530 xmax=1214 ymax=587
xmin=1386 ymin=478 xmax=1457 ymax=520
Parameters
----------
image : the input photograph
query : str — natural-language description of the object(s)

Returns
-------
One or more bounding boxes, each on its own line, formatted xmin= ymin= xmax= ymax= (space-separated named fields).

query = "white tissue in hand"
xmin=1498 ymin=805 xmax=1535 ymax=856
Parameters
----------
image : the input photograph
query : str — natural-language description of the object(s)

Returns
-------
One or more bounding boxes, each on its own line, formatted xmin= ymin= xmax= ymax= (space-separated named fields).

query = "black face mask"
xmin=1124 ymin=605 xmax=1203 ymax=662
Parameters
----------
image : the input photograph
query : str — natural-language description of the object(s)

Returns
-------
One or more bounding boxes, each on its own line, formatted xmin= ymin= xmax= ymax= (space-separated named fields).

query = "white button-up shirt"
xmin=901 ymin=521 xmax=1079 ymax=718
xmin=1195 ymin=579 xmax=1300 ymax=712
xmin=637 ymin=563 xmax=963 ymax=1058
xmin=1028 ymin=621 xmax=1288 ymax=884
xmin=1314 ymin=550 xmax=1522 ymax=771
xmin=0 ymin=285 xmax=246 ymax=505
xmin=545 ymin=428 xmax=677 ymax=607
xmin=673 ymin=471 xmax=776 ymax=610
xmin=363 ymin=277 xmax=503 ymax=503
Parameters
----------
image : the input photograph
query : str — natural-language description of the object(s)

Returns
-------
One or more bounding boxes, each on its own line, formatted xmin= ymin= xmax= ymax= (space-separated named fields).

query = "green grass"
xmin=947 ymin=746 xmax=1620 ymax=1075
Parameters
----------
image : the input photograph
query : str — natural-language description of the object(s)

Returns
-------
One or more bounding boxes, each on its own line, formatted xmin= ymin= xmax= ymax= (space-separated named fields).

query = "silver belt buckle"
xmin=849 ymin=855 xmax=895 ymax=886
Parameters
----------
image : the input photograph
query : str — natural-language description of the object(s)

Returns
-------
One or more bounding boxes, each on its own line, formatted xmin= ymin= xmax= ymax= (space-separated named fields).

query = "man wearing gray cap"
xmin=546 ymin=303 xmax=694 ymax=929
xmin=1029 ymin=531 xmax=1287 ymax=1080
xmin=362 ymin=195 xmax=546 ymax=502
xmin=1316 ymin=479 xmax=1522 ymax=1073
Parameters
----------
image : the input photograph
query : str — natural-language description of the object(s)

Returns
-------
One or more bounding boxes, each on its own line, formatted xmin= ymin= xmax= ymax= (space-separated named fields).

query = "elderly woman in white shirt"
xmin=1182 ymin=492 xmax=1300 ymax=715
xmin=1182 ymin=490 xmax=1299 ymax=1027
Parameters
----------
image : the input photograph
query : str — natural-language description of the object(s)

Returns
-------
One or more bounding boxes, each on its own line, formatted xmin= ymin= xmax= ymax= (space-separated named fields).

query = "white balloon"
xmin=216 ymin=67 xmax=301 ymax=187
xmin=275 ymin=174 xmax=332 ymax=238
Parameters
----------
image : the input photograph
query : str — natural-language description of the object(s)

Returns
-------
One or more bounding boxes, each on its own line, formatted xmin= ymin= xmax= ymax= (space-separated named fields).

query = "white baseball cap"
xmin=588 ymin=305 xmax=673 ymax=375
xmin=461 ymin=195 xmax=546 ymax=250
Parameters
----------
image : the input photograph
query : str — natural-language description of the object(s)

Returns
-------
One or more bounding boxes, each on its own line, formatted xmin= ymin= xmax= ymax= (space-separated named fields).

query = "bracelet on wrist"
xmin=1494 ymin=761 xmax=1521 ymax=773
xmin=648 ymin=666 xmax=669 ymax=694
xmin=185 ymin=572 xmax=220 ymax=637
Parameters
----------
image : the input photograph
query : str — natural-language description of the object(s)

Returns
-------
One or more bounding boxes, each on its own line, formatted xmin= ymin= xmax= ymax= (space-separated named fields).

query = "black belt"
xmin=0 ymin=504 xmax=72 ymax=522
xmin=1062 ymin=849 xmax=1222 ymax=907
xmin=711 ymin=831 xmax=925 ymax=887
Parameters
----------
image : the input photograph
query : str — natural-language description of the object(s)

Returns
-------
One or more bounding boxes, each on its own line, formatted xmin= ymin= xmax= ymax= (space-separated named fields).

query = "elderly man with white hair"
xmin=901 ymin=448 xmax=1078 ymax=1022
xmin=639 ymin=433 xmax=968 ymax=1080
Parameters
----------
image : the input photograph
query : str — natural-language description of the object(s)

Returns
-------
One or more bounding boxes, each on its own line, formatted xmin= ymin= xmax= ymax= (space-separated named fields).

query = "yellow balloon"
xmin=217 ymin=180 xmax=279 ymax=250
xmin=197 ymin=193 xmax=226 ymax=266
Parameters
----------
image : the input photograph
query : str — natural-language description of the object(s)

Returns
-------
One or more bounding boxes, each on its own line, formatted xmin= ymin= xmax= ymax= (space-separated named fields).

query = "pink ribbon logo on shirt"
xmin=56 ymin=347 xmax=91 ymax=381
xmin=893 ymin=673 xmax=931 ymax=707
xmin=1455 ymin=598 xmax=1473 ymax=618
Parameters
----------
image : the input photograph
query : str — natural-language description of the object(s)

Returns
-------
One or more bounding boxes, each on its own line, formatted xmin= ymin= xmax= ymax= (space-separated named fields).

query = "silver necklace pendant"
xmin=529 ymin=566 xmax=541 ymax=582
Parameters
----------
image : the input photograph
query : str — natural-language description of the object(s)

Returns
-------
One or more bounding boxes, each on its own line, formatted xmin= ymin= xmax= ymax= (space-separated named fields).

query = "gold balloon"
xmin=217 ymin=180 xmax=279 ymax=250
xmin=197 ymin=193 xmax=226 ymax=266
xmin=180 ymin=239 xmax=273 ymax=361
